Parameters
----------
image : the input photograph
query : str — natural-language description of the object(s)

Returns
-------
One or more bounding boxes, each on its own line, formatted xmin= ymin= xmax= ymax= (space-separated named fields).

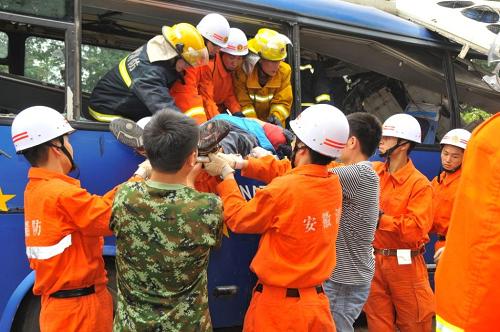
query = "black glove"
xmin=232 ymin=111 xmax=246 ymax=118
xmin=267 ymin=114 xmax=283 ymax=127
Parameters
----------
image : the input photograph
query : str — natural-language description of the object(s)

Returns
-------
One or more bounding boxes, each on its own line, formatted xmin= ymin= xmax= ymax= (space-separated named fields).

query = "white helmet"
xmin=12 ymin=106 xmax=74 ymax=153
xmin=137 ymin=116 xmax=152 ymax=130
xmin=221 ymin=28 xmax=248 ymax=56
xmin=382 ymin=113 xmax=421 ymax=143
xmin=290 ymin=104 xmax=349 ymax=158
xmin=196 ymin=13 xmax=230 ymax=48
xmin=440 ymin=128 xmax=471 ymax=150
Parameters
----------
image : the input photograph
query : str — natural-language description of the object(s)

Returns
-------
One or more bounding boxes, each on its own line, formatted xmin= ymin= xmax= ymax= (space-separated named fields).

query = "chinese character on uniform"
xmin=322 ymin=211 xmax=332 ymax=229
xmin=303 ymin=216 xmax=317 ymax=232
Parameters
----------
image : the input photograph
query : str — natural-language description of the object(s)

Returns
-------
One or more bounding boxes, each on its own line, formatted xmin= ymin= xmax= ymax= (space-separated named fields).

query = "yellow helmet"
xmin=162 ymin=23 xmax=209 ymax=67
xmin=248 ymin=28 xmax=292 ymax=61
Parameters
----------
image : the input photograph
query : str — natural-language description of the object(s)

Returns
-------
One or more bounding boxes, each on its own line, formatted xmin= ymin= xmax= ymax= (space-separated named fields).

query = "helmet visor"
xmin=182 ymin=47 xmax=209 ymax=67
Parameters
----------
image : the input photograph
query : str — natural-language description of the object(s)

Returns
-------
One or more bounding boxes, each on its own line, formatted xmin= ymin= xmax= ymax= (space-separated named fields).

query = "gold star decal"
xmin=0 ymin=187 xmax=15 ymax=212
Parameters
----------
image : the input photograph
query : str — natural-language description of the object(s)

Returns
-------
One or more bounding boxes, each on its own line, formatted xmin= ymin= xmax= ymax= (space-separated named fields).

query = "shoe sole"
xmin=198 ymin=120 xmax=231 ymax=156
xmin=109 ymin=118 xmax=144 ymax=148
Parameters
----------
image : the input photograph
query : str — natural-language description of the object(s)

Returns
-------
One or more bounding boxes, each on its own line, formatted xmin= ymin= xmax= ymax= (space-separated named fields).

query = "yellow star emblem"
xmin=0 ymin=187 xmax=15 ymax=212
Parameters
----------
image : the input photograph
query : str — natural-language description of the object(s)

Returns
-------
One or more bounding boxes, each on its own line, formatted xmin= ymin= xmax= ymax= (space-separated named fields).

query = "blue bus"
xmin=0 ymin=0 xmax=497 ymax=330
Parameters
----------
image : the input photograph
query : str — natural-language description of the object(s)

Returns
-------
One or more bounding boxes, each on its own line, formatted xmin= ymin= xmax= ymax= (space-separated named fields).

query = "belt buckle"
xmin=382 ymin=249 xmax=391 ymax=256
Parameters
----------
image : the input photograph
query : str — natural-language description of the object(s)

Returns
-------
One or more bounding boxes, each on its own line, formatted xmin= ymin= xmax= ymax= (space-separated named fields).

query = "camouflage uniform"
xmin=110 ymin=180 xmax=223 ymax=332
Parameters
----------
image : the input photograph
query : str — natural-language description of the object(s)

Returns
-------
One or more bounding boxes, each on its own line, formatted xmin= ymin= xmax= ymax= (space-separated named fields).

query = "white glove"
xmin=250 ymin=146 xmax=272 ymax=159
xmin=134 ymin=159 xmax=152 ymax=179
xmin=434 ymin=247 xmax=445 ymax=264
xmin=217 ymin=153 xmax=245 ymax=170
xmin=204 ymin=153 xmax=235 ymax=179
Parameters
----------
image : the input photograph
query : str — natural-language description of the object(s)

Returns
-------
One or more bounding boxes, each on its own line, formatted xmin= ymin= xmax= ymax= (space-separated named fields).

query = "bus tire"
xmin=10 ymin=257 xmax=117 ymax=332
xmin=11 ymin=291 xmax=40 ymax=332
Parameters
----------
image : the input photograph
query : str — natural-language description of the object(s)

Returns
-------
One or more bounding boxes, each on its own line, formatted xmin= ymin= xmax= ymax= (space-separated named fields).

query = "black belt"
xmin=254 ymin=283 xmax=323 ymax=298
xmin=437 ymin=235 xmax=446 ymax=241
xmin=374 ymin=247 xmax=425 ymax=257
xmin=50 ymin=285 xmax=95 ymax=298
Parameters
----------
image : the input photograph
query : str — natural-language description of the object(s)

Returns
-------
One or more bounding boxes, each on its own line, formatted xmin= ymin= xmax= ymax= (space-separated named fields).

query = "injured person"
xmin=109 ymin=112 xmax=294 ymax=161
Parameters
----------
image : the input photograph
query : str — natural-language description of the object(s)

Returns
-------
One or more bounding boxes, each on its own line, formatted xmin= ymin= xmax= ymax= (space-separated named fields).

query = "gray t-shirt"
xmin=329 ymin=161 xmax=380 ymax=285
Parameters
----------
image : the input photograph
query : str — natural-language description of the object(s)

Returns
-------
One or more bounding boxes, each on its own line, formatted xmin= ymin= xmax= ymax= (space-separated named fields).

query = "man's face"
xmin=206 ymin=40 xmax=221 ymax=58
xmin=221 ymin=52 xmax=243 ymax=72
xmin=259 ymin=59 xmax=281 ymax=76
xmin=441 ymin=144 xmax=464 ymax=171
xmin=378 ymin=136 xmax=398 ymax=154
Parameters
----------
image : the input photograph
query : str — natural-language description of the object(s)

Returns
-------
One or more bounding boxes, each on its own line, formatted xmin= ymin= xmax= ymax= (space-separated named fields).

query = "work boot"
xmin=109 ymin=118 xmax=144 ymax=148
xmin=198 ymin=120 xmax=231 ymax=156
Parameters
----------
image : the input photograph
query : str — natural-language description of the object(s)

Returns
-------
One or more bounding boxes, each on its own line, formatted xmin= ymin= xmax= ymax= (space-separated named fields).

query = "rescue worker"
xmin=364 ymin=113 xmax=435 ymax=332
xmin=233 ymin=28 xmax=293 ymax=127
xmin=110 ymin=110 xmax=223 ymax=331
xmin=300 ymin=61 xmax=334 ymax=111
xmin=203 ymin=104 xmax=350 ymax=331
xmin=170 ymin=13 xmax=231 ymax=123
xmin=202 ymin=27 xmax=248 ymax=115
xmin=86 ymin=23 xmax=208 ymax=122
xmin=11 ymin=106 xmax=117 ymax=332
xmin=435 ymin=113 xmax=500 ymax=332
xmin=430 ymin=128 xmax=471 ymax=264
xmin=323 ymin=112 xmax=382 ymax=332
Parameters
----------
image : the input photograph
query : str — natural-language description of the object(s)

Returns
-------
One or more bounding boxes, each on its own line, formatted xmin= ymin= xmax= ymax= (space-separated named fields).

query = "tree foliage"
xmin=23 ymin=36 xmax=127 ymax=93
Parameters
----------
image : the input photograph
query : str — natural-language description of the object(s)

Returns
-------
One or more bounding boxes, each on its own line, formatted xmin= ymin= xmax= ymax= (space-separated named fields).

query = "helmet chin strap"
xmin=379 ymin=138 xmax=407 ymax=167
xmin=48 ymin=136 xmax=77 ymax=173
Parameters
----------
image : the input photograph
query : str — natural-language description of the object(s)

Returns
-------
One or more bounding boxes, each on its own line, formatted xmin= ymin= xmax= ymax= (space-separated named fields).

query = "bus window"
xmin=24 ymin=36 xmax=64 ymax=86
xmin=0 ymin=0 xmax=73 ymax=21
xmin=81 ymin=45 xmax=128 ymax=93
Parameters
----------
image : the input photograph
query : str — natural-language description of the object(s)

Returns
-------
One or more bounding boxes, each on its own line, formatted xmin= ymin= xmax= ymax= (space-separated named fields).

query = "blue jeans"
xmin=323 ymin=279 xmax=371 ymax=332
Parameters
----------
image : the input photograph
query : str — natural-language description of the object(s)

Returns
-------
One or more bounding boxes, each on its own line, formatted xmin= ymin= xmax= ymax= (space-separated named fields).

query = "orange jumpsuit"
xmin=430 ymin=169 xmax=461 ymax=251
xmin=201 ymin=54 xmax=241 ymax=114
xmin=233 ymin=62 xmax=293 ymax=126
xmin=216 ymin=156 xmax=340 ymax=332
xmin=364 ymin=160 xmax=435 ymax=332
xmin=435 ymin=113 xmax=500 ymax=332
xmin=170 ymin=64 xmax=219 ymax=124
xmin=24 ymin=167 xmax=115 ymax=332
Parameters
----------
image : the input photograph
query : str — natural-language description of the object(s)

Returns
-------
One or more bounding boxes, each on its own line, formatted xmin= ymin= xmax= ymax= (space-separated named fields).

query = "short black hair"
xmin=309 ymin=148 xmax=333 ymax=165
xmin=347 ymin=112 xmax=382 ymax=157
xmin=22 ymin=144 xmax=50 ymax=167
xmin=143 ymin=110 xmax=199 ymax=173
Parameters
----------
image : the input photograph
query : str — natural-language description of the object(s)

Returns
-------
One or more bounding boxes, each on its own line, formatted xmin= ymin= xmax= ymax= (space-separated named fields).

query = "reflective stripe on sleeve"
xmin=185 ymin=107 xmax=206 ymax=118
xmin=26 ymin=234 xmax=72 ymax=260
xmin=242 ymin=105 xmax=257 ymax=118
xmin=88 ymin=107 xmax=123 ymax=123
xmin=315 ymin=94 xmax=331 ymax=103
xmin=436 ymin=315 xmax=464 ymax=332
xmin=118 ymin=57 xmax=132 ymax=88
xmin=270 ymin=104 xmax=289 ymax=120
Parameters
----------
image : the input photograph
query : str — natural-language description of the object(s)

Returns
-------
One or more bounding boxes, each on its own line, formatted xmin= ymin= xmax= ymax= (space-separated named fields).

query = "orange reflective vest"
xmin=435 ymin=113 xmax=500 ymax=332
xmin=431 ymin=169 xmax=461 ymax=251
xmin=233 ymin=62 xmax=293 ymax=126
xmin=372 ymin=159 xmax=433 ymax=249
xmin=24 ymin=168 xmax=115 ymax=296
xmin=202 ymin=55 xmax=241 ymax=114
xmin=216 ymin=156 xmax=342 ymax=288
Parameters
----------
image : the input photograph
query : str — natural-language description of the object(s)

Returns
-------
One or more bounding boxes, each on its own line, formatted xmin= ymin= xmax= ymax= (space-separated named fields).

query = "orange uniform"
xmin=216 ymin=156 xmax=340 ymax=331
xmin=170 ymin=64 xmax=219 ymax=124
xmin=24 ymin=167 xmax=115 ymax=332
xmin=233 ymin=62 xmax=293 ymax=125
xmin=201 ymin=54 xmax=241 ymax=114
xmin=364 ymin=160 xmax=435 ymax=332
xmin=435 ymin=113 xmax=500 ymax=332
xmin=430 ymin=169 xmax=461 ymax=251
